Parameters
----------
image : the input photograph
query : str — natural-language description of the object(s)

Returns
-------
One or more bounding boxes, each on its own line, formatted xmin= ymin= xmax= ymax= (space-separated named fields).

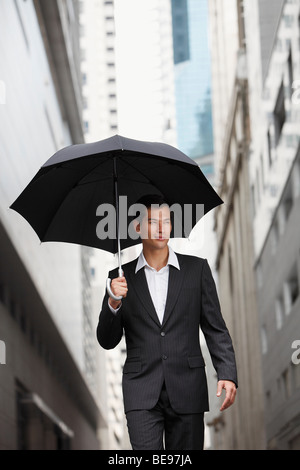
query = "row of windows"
xmin=83 ymin=122 xmax=117 ymax=133
xmin=260 ymin=261 xmax=299 ymax=354
xmin=275 ymin=264 xmax=299 ymax=329
xmin=265 ymin=361 xmax=300 ymax=421
xmin=256 ymin=151 xmax=300 ymax=289
xmin=251 ymin=41 xmax=298 ymax=218
xmin=0 ymin=281 xmax=71 ymax=392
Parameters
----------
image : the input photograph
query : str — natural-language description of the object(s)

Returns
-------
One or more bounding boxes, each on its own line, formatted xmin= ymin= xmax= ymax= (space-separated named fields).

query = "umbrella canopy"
xmin=10 ymin=134 xmax=223 ymax=255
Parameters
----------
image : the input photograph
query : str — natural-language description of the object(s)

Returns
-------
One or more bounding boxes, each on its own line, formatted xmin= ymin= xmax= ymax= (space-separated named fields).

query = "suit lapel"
xmin=128 ymin=262 xmax=161 ymax=327
xmin=162 ymin=258 xmax=185 ymax=327
xmin=127 ymin=254 xmax=186 ymax=328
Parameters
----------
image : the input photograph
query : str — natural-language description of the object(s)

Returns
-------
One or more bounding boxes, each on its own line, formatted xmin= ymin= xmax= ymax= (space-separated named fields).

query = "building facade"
xmin=209 ymin=0 xmax=300 ymax=450
xmin=80 ymin=0 xmax=179 ymax=449
xmin=0 ymin=0 xmax=107 ymax=449
xmin=208 ymin=0 xmax=266 ymax=449
xmin=80 ymin=0 xmax=119 ymax=142
xmin=245 ymin=0 xmax=300 ymax=449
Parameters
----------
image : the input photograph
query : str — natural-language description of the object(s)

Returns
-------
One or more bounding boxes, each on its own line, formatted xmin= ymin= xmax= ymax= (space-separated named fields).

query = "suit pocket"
xmin=123 ymin=361 xmax=142 ymax=374
xmin=188 ymin=356 xmax=205 ymax=368
xmin=126 ymin=347 xmax=140 ymax=360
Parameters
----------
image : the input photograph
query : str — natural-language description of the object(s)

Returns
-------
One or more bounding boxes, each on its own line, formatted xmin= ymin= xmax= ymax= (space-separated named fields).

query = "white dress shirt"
xmin=108 ymin=246 xmax=180 ymax=324
xmin=135 ymin=246 xmax=180 ymax=324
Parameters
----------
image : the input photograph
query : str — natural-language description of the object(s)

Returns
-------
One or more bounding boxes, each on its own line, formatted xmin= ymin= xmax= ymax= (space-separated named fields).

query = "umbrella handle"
xmin=106 ymin=277 xmax=123 ymax=301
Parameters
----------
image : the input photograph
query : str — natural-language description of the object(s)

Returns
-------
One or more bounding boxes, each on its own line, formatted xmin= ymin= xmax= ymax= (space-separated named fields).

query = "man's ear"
xmin=133 ymin=219 xmax=141 ymax=234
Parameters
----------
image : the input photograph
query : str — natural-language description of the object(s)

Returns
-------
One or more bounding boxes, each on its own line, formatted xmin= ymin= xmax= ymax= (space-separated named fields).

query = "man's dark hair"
xmin=133 ymin=194 xmax=173 ymax=233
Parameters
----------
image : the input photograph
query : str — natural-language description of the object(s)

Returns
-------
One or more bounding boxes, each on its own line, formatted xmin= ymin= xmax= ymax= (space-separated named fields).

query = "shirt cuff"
xmin=108 ymin=300 xmax=122 ymax=315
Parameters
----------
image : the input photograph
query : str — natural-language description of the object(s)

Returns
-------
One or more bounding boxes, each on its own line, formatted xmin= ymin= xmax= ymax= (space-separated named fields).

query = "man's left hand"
xmin=217 ymin=380 xmax=237 ymax=411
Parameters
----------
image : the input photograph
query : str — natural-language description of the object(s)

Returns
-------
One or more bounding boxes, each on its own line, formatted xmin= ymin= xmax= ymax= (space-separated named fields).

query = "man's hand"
xmin=217 ymin=380 xmax=237 ymax=411
xmin=108 ymin=276 xmax=128 ymax=309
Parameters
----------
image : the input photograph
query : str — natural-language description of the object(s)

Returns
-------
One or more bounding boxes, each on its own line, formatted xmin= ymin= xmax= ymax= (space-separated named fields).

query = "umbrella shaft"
xmin=114 ymin=157 xmax=123 ymax=277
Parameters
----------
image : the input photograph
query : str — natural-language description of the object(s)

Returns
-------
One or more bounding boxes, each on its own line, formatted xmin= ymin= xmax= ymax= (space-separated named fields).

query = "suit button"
xmin=161 ymin=332 xmax=165 ymax=337
xmin=162 ymin=355 xmax=168 ymax=360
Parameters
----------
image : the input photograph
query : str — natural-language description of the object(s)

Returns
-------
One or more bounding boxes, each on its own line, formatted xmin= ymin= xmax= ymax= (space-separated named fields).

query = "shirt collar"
xmin=135 ymin=246 xmax=180 ymax=273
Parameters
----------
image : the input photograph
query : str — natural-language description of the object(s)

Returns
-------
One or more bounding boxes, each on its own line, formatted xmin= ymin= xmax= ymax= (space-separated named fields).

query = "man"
xmin=97 ymin=195 xmax=237 ymax=450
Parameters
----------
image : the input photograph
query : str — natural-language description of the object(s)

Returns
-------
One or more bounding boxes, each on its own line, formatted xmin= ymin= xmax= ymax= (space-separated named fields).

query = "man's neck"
xmin=143 ymin=246 xmax=169 ymax=272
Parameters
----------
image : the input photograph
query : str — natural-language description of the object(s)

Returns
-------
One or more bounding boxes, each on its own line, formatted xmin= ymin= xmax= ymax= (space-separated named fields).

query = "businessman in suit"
xmin=97 ymin=195 xmax=237 ymax=450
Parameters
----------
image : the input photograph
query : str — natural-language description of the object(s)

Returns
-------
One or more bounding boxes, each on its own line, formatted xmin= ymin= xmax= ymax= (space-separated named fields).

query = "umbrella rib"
xmin=64 ymin=155 xmax=112 ymax=186
xmin=118 ymin=155 xmax=206 ymax=200
xmin=120 ymin=154 xmax=205 ymax=183
xmin=118 ymin=156 xmax=167 ymax=196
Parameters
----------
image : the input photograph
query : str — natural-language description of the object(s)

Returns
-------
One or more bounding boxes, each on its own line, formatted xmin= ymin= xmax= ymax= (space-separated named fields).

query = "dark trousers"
xmin=125 ymin=383 xmax=204 ymax=450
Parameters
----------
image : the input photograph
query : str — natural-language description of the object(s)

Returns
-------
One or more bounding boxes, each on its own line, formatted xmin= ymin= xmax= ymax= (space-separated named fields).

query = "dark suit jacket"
xmin=97 ymin=253 xmax=237 ymax=414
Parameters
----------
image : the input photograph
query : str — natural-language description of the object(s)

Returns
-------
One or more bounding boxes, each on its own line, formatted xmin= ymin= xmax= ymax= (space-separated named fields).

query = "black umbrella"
xmin=10 ymin=134 xmax=223 ymax=300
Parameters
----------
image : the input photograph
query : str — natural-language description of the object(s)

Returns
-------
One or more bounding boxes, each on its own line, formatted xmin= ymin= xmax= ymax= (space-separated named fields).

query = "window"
xmin=292 ymin=362 xmax=300 ymax=390
xmin=16 ymin=383 xmax=73 ymax=450
xmin=256 ymin=262 xmax=263 ymax=289
xmin=283 ymin=264 xmax=299 ymax=315
xmin=282 ymin=183 xmax=293 ymax=223
xmin=270 ymin=219 xmax=279 ymax=255
xmin=299 ymin=13 xmax=300 ymax=52
xmin=228 ymin=246 xmax=234 ymax=293
xmin=292 ymin=158 xmax=300 ymax=199
xmin=82 ymin=72 xmax=87 ymax=86
xmin=282 ymin=368 xmax=292 ymax=400
xmin=260 ymin=154 xmax=265 ymax=190
xmin=275 ymin=296 xmax=284 ymax=329
xmin=288 ymin=50 xmax=294 ymax=99
xmin=267 ymin=129 xmax=272 ymax=166
xmin=261 ymin=326 xmax=268 ymax=354
xmin=274 ymin=81 xmax=286 ymax=146
xmin=251 ymin=184 xmax=256 ymax=217
xmin=256 ymin=168 xmax=261 ymax=204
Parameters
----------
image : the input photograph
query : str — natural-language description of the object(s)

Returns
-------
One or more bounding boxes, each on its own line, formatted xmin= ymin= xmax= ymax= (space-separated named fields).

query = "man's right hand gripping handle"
xmin=107 ymin=276 xmax=128 ymax=310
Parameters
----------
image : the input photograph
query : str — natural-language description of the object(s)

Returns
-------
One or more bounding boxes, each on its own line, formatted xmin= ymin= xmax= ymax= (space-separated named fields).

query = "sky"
xmin=114 ymin=0 xmax=175 ymax=143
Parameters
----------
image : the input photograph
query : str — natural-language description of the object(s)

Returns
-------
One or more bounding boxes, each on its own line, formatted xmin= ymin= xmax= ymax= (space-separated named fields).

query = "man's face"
xmin=136 ymin=204 xmax=172 ymax=250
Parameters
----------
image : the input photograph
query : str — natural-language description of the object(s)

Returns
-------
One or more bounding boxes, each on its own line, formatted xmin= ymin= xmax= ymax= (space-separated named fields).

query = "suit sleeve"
xmin=96 ymin=271 xmax=124 ymax=350
xmin=200 ymin=259 xmax=238 ymax=387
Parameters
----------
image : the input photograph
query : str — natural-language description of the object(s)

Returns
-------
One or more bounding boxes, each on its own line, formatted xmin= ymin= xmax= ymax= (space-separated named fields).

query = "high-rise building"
xmin=245 ymin=0 xmax=300 ymax=449
xmin=0 ymin=0 xmax=106 ymax=449
xmin=209 ymin=0 xmax=300 ymax=450
xmin=80 ymin=0 xmax=178 ymax=449
xmin=79 ymin=0 xmax=132 ymax=449
xmin=171 ymin=0 xmax=214 ymax=178
xmin=208 ymin=0 xmax=266 ymax=449
xmin=80 ymin=0 xmax=119 ymax=142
